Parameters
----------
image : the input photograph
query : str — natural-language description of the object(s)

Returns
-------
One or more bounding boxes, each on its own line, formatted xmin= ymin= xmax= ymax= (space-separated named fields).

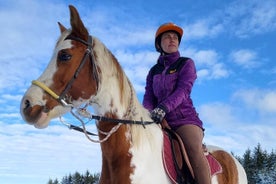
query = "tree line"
xmin=47 ymin=171 xmax=100 ymax=184
xmin=47 ymin=143 xmax=275 ymax=184
xmin=235 ymin=143 xmax=276 ymax=183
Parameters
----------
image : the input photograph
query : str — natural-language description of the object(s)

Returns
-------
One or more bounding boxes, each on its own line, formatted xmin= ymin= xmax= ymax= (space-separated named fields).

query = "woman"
xmin=143 ymin=22 xmax=211 ymax=184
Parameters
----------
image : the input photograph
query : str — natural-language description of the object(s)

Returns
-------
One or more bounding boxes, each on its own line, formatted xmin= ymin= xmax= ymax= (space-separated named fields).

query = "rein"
xmin=58 ymin=106 xmax=155 ymax=143
xmin=77 ymin=107 xmax=154 ymax=126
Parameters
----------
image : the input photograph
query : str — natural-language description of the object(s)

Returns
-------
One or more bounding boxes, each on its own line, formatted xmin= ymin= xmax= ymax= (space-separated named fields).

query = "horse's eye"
xmin=58 ymin=51 xmax=72 ymax=62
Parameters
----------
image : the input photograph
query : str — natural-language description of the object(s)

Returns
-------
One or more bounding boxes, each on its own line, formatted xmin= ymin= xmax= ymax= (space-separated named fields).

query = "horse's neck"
xmin=93 ymin=77 xmax=133 ymax=117
xmin=87 ymin=38 xmax=169 ymax=184
xmin=90 ymin=39 xmax=141 ymax=119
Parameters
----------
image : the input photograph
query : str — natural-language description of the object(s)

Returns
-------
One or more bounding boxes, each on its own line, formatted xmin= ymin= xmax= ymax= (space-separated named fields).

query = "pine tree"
xmin=72 ymin=171 xmax=83 ymax=183
xmin=47 ymin=179 xmax=54 ymax=184
xmin=83 ymin=170 xmax=100 ymax=184
xmin=242 ymin=148 xmax=255 ymax=183
xmin=53 ymin=179 xmax=59 ymax=184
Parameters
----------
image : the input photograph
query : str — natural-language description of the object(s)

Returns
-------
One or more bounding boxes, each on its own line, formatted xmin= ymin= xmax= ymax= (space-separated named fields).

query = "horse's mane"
xmin=92 ymin=37 xmax=131 ymax=107
xmin=91 ymin=36 xmax=163 ymax=146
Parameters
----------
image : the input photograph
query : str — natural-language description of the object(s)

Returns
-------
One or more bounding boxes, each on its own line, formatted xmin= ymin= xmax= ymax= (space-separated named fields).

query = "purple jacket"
xmin=143 ymin=51 xmax=203 ymax=130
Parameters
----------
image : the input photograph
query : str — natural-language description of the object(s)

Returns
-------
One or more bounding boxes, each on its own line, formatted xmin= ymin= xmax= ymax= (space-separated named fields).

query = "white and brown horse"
xmin=20 ymin=5 xmax=247 ymax=184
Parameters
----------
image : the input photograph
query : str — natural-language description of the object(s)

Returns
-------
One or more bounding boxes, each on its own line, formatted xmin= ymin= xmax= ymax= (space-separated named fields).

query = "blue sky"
xmin=0 ymin=0 xmax=275 ymax=183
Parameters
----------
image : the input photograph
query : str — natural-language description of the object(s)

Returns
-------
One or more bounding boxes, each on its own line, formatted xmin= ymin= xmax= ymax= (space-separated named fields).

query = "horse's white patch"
xmin=129 ymin=124 xmax=171 ymax=184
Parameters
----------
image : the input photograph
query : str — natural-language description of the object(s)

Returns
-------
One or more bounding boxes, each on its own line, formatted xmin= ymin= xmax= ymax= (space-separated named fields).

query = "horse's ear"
xmin=69 ymin=5 xmax=88 ymax=40
xmin=58 ymin=22 xmax=67 ymax=33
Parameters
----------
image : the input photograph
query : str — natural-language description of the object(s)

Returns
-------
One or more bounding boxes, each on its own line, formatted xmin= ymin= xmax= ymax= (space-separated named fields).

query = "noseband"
xmin=32 ymin=35 xmax=99 ymax=107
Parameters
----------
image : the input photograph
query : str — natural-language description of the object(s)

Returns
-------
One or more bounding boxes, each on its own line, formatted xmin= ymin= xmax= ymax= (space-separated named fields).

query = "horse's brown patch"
xmin=98 ymin=114 xmax=133 ymax=184
xmin=212 ymin=150 xmax=238 ymax=184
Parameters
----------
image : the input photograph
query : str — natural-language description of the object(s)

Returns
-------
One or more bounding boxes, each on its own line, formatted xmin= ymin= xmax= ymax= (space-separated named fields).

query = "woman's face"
xmin=160 ymin=31 xmax=179 ymax=53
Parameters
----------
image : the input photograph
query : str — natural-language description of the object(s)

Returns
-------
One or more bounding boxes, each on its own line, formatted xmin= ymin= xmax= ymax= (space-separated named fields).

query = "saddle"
xmin=161 ymin=120 xmax=222 ymax=184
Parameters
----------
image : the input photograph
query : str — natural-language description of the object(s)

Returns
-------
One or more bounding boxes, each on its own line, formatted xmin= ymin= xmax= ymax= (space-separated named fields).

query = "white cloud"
xmin=197 ymin=69 xmax=210 ymax=79
xmin=199 ymin=102 xmax=237 ymax=128
xmin=225 ymin=0 xmax=276 ymax=37
xmin=96 ymin=26 xmax=154 ymax=50
xmin=229 ymin=49 xmax=260 ymax=69
xmin=198 ymin=100 xmax=276 ymax=155
xmin=232 ymin=88 xmax=276 ymax=113
xmin=0 ymin=122 xmax=101 ymax=184
xmin=181 ymin=0 xmax=276 ymax=39
xmin=115 ymin=50 xmax=159 ymax=93
xmin=2 ymin=94 xmax=22 ymax=101
xmin=193 ymin=50 xmax=218 ymax=66
xmin=0 ymin=1 xmax=68 ymax=92
xmin=0 ymin=93 xmax=22 ymax=118
xmin=177 ymin=0 xmax=276 ymax=40
xmin=184 ymin=19 xmax=223 ymax=40
xmin=211 ymin=63 xmax=229 ymax=79
xmin=115 ymin=50 xmax=158 ymax=67
xmin=0 ymin=113 xmax=19 ymax=118
xmin=184 ymin=48 xmax=229 ymax=80
xmin=0 ymin=1 xmax=66 ymax=58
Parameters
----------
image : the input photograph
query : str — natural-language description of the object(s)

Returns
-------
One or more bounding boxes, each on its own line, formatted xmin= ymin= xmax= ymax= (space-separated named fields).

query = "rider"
xmin=143 ymin=22 xmax=211 ymax=184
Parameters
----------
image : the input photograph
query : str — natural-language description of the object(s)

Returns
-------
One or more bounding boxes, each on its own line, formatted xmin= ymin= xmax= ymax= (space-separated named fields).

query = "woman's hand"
xmin=150 ymin=107 xmax=166 ymax=123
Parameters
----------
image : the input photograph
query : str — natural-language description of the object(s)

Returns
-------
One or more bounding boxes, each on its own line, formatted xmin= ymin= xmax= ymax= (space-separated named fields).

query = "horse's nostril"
xmin=43 ymin=106 xmax=50 ymax=113
xmin=24 ymin=99 xmax=31 ymax=109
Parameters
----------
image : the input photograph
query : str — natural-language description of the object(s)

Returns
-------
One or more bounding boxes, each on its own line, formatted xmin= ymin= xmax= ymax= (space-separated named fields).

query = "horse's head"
xmin=20 ymin=5 xmax=99 ymax=128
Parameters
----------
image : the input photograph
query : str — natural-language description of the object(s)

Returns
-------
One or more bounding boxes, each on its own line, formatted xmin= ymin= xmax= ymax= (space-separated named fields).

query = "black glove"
xmin=151 ymin=107 xmax=166 ymax=123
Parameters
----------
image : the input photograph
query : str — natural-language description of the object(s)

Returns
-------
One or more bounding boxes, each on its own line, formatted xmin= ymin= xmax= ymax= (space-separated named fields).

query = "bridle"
xmin=32 ymin=35 xmax=99 ymax=107
xmin=31 ymin=34 xmax=155 ymax=142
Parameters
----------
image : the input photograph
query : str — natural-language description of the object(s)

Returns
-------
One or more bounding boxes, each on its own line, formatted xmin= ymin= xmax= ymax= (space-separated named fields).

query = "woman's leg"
xmin=176 ymin=124 xmax=211 ymax=184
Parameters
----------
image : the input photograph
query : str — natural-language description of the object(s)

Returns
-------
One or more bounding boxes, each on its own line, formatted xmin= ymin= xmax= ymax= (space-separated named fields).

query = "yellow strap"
xmin=32 ymin=80 xmax=60 ymax=100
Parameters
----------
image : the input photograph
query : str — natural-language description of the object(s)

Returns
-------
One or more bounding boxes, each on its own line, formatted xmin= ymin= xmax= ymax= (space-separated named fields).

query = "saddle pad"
xmin=162 ymin=132 xmax=178 ymax=184
xmin=206 ymin=153 xmax=223 ymax=176
xmin=162 ymin=132 xmax=223 ymax=183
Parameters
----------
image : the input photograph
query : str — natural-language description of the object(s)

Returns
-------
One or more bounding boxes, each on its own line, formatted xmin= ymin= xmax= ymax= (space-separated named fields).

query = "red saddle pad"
xmin=162 ymin=132 xmax=222 ymax=183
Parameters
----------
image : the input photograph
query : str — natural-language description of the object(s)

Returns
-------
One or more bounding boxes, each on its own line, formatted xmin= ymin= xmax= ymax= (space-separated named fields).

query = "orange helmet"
xmin=155 ymin=22 xmax=183 ymax=52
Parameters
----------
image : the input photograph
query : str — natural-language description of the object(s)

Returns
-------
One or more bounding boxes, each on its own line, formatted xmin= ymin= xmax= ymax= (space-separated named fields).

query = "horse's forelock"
xmin=55 ymin=30 xmax=72 ymax=51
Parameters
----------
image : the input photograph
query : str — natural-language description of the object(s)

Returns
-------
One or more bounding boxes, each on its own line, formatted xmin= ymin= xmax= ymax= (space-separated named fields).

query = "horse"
xmin=20 ymin=5 xmax=248 ymax=184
